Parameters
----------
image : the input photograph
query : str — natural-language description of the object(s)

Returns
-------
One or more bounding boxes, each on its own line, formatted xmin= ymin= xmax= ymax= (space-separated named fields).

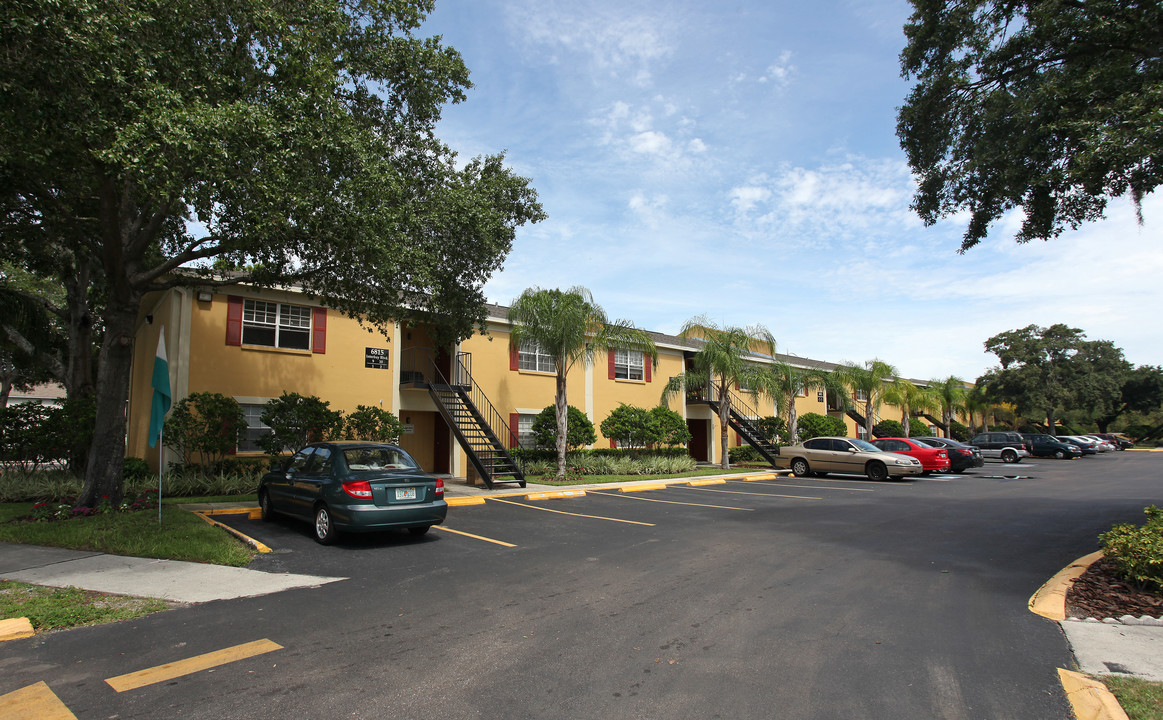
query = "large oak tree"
xmin=898 ymin=0 xmax=1162 ymax=250
xmin=0 ymin=0 xmax=544 ymax=506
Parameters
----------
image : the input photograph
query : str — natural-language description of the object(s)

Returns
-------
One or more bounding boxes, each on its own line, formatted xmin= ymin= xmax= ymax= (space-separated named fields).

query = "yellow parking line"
xmin=588 ymin=491 xmax=753 ymax=511
xmin=682 ymin=486 xmax=822 ymax=501
xmin=433 ymin=525 xmax=517 ymax=547
xmin=105 ymin=639 xmax=283 ymax=693
xmin=0 ymin=681 xmax=77 ymax=719
xmin=488 ymin=498 xmax=655 ymax=526
xmin=727 ymin=479 xmax=874 ymax=492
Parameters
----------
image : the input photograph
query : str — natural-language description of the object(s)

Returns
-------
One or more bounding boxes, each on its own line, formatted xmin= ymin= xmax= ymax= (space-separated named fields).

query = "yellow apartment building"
xmin=127 ymin=283 xmax=964 ymax=487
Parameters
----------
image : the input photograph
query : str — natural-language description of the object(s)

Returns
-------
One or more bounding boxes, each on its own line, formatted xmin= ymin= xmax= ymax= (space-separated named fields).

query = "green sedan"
xmin=258 ymin=441 xmax=448 ymax=544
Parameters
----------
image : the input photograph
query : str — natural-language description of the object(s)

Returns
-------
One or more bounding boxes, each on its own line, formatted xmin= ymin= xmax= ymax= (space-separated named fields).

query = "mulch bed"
xmin=1065 ymin=557 xmax=1163 ymax=620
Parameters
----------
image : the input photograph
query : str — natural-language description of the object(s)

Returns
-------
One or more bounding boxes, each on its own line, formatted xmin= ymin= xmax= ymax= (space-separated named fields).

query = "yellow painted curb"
xmin=686 ymin=479 xmax=727 ymax=487
xmin=0 ymin=617 xmax=34 ymax=642
xmin=193 ymin=511 xmax=273 ymax=554
xmin=0 ymin=681 xmax=77 ymax=719
xmin=525 ymin=490 xmax=587 ymax=500
xmin=446 ymin=496 xmax=487 ymax=506
xmin=1058 ymin=669 xmax=1129 ymax=720
xmin=740 ymin=473 xmax=779 ymax=481
xmin=620 ymin=483 xmax=669 ymax=493
xmin=1029 ymin=551 xmax=1102 ymax=621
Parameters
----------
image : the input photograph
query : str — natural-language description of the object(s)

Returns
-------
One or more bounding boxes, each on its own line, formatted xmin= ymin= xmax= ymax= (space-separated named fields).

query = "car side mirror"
xmin=848 ymin=447 xmax=859 ymax=453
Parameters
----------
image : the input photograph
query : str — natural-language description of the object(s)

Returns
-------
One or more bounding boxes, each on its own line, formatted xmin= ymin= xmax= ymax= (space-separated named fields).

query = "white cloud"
xmin=760 ymin=50 xmax=795 ymax=87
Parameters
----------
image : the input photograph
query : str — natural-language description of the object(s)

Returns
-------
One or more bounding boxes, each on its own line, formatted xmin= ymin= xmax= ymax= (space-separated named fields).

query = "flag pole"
xmin=158 ymin=426 xmax=163 ymax=523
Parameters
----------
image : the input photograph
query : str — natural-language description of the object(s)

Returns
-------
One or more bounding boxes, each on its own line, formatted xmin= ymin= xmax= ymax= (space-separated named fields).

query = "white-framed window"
xmin=517 ymin=413 xmax=538 ymax=449
xmin=796 ymin=381 xmax=806 ymax=397
xmin=242 ymin=299 xmax=311 ymax=350
xmin=518 ymin=340 xmax=555 ymax=373
xmin=613 ymin=349 xmax=644 ymax=380
xmin=854 ymin=389 xmax=869 ymax=402
xmin=238 ymin=403 xmax=272 ymax=453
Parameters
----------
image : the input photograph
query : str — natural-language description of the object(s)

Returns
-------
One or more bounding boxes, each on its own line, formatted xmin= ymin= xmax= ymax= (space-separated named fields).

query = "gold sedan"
xmin=776 ymin=436 xmax=924 ymax=481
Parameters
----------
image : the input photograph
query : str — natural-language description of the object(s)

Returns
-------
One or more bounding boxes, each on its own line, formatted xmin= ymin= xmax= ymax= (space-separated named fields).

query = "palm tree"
xmin=964 ymin=384 xmax=992 ymax=435
xmin=661 ymin=316 xmax=775 ymax=470
xmin=761 ymin=361 xmax=845 ymax=444
xmin=930 ymin=375 xmax=969 ymax=439
xmin=834 ymin=359 xmax=899 ymax=438
xmin=508 ymin=286 xmax=656 ymax=480
xmin=882 ymin=378 xmax=937 ymax=437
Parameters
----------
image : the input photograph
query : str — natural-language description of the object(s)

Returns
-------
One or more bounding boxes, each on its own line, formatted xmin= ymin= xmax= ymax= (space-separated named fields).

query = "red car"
xmin=870 ymin=437 xmax=950 ymax=474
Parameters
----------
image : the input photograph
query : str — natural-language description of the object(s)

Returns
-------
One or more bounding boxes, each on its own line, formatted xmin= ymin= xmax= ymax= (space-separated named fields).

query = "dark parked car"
xmin=1095 ymin=433 xmax=1134 ymax=450
xmin=968 ymin=432 xmax=1031 ymax=463
xmin=1020 ymin=433 xmax=1082 ymax=459
xmin=258 ymin=442 xmax=447 ymax=544
xmin=1057 ymin=436 xmax=1098 ymax=455
xmin=911 ymin=437 xmax=985 ymax=473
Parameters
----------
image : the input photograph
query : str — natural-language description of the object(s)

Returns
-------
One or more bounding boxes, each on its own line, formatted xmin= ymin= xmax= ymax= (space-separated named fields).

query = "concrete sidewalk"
xmin=0 ymin=542 xmax=345 ymax=604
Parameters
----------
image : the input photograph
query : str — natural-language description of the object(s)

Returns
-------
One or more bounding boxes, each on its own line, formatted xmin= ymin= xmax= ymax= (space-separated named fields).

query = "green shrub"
xmin=1099 ymin=506 xmax=1163 ymax=592
xmin=729 ymin=446 xmax=762 ymax=463
xmin=122 ymin=457 xmax=151 ymax=482
xmin=872 ymin=420 xmax=905 ymax=438
xmin=343 ymin=405 xmax=405 ymax=443
xmin=600 ymin=404 xmax=651 ymax=448
xmin=531 ymin=405 xmax=596 ymax=450
xmin=949 ymin=420 xmax=970 ymax=442
xmin=163 ymin=392 xmax=247 ymax=468
xmin=798 ymin=412 xmax=847 ymax=440
xmin=756 ymin=416 xmax=788 ymax=444
xmin=258 ymin=392 xmax=344 ymax=453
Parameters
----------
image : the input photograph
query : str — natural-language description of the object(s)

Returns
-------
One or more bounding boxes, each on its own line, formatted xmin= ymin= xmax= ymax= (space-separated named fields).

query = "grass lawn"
xmin=0 ymin=503 xmax=254 ymax=567
xmin=534 ymin=466 xmax=767 ymax=486
xmin=0 ymin=580 xmax=173 ymax=631
xmin=1103 ymin=676 xmax=1163 ymax=720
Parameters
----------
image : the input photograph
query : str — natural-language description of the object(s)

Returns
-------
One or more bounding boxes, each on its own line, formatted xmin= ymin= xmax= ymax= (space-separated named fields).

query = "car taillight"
xmin=342 ymin=480 xmax=373 ymax=499
xmin=435 ymin=478 xmax=444 ymax=498
xmin=937 ymin=451 xmax=947 ymax=458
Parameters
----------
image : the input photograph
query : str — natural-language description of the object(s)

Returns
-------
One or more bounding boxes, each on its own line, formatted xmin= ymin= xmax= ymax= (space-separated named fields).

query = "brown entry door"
xmin=687 ymin=419 xmax=709 ymax=461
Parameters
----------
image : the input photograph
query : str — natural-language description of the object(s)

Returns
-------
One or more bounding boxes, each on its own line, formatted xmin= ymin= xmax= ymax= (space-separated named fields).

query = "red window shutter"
xmin=509 ymin=413 xmax=519 ymax=448
xmin=644 ymin=357 xmax=652 ymax=383
xmin=225 ymin=296 xmax=243 ymax=346
xmin=608 ymin=349 xmax=616 ymax=379
xmin=610 ymin=438 xmax=617 ymax=449
xmin=510 ymin=344 xmax=519 ymax=371
xmin=312 ymin=307 xmax=327 ymax=353
xmin=736 ymin=433 xmax=742 ymax=447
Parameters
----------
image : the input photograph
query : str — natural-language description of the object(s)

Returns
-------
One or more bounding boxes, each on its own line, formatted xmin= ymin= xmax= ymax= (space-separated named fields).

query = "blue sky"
xmin=419 ymin=0 xmax=1162 ymax=382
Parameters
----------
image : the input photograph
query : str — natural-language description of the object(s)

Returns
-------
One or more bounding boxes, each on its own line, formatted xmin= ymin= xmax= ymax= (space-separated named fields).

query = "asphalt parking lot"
xmin=3 ymin=452 xmax=1159 ymax=719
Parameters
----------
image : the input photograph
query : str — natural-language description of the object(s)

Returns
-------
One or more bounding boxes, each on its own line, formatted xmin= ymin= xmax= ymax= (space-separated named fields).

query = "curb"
xmin=193 ymin=509 xmax=273 ymax=554
xmin=0 ymin=617 xmax=34 ymax=642
xmin=1029 ymin=552 xmax=1130 ymax=720
xmin=1057 ymin=670 xmax=1130 ymax=720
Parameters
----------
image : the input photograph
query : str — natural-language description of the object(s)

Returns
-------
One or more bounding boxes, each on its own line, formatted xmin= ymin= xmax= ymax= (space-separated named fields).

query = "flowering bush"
xmin=24 ymin=490 xmax=159 ymax=523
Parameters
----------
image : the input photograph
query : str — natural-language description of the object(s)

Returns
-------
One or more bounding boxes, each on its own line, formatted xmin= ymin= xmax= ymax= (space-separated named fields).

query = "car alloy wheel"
xmin=791 ymin=458 xmax=810 ymax=477
xmin=1001 ymin=449 xmax=1018 ymax=464
xmin=314 ymin=505 xmax=336 ymax=545
xmin=1054 ymin=450 xmax=1066 ymax=459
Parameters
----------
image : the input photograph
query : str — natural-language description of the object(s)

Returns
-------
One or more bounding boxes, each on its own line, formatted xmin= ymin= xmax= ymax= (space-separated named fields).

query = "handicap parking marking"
xmin=0 ymin=681 xmax=77 ymax=719
xmin=105 ymin=639 xmax=283 ymax=693
xmin=432 ymin=525 xmax=517 ymax=548
xmin=487 ymin=497 xmax=656 ymax=526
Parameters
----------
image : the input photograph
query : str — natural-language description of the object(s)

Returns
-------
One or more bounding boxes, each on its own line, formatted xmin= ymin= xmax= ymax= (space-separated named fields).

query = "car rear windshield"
xmin=343 ymin=447 xmax=419 ymax=471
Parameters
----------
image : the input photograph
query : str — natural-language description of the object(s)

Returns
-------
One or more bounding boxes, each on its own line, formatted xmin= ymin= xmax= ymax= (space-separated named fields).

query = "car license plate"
xmin=395 ymin=487 xmax=417 ymax=501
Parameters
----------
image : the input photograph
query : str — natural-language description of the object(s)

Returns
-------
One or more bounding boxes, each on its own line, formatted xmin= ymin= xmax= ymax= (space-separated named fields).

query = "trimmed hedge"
xmin=1100 ymin=506 xmax=1163 ymax=592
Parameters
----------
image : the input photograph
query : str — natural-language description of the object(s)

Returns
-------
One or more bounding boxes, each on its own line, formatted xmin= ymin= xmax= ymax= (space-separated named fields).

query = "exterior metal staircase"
xmin=692 ymin=385 xmax=780 ymax=467
xmin=403 ymin=350 xmax=525 ymax=490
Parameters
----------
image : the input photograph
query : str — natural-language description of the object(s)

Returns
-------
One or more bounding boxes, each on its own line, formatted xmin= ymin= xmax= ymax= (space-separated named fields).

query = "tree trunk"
xmin=554 ymin=367 xmax=568 ymax=480
xmin=788 ymin=404 xmax=798 ymax=445
xmin=76 ymin=295 xmax=141 ymax=508
xmin=719 ymin=381 xmax=730 ymax=469
xmin=0 ymin=376 xmax=10 ymax=408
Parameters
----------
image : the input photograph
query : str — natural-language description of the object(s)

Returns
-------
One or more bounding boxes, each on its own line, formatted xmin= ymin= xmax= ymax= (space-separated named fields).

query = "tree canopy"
xmin=897 ymin=0 xmax=1163 ymax=250
xmin=0 ymin=0 xmax=544 ymax=505
xmin=977 ymin=324 xmax=1131 ymax=432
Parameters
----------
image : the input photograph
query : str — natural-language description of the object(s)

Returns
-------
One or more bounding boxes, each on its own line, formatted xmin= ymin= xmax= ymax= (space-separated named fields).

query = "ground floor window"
xmin=517 ymin=414 xmax=537 ymax=449
xmin=238 ymin=403 xmax=272 ymax=452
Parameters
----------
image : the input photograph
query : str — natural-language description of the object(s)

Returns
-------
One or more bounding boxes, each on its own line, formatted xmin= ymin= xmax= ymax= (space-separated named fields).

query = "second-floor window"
xmin=518 ymin=340 xmax=555 ymax=373
xmin=243 ymin=300 xmax=312 ymax=350
xmin=613 ymin=349 xmax=644 ymax=380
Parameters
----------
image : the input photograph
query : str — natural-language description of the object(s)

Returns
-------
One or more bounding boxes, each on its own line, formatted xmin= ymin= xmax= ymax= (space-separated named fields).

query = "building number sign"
xmin=365 ymin=347 xmax=389 ymax=369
